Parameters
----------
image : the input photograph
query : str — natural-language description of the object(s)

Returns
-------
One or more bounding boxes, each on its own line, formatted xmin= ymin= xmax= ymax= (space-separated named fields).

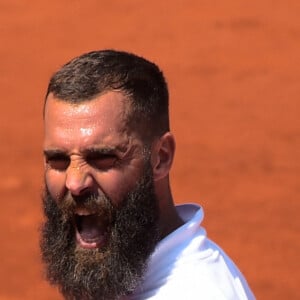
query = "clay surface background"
xmin=0 ymin=1 xmax=299 ymax=299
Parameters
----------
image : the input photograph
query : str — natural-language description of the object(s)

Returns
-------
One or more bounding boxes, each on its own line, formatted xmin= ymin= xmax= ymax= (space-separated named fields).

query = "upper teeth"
xmin=75 ymin=209 xmax=93 ymax=216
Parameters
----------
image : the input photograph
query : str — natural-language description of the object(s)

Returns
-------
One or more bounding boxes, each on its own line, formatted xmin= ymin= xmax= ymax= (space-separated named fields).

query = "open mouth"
xmin=74 ymin=213 xmax=109 ymax=249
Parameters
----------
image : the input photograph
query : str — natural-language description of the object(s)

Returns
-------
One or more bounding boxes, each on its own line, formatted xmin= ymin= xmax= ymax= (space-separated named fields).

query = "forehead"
xmin=44 ymin=91 xmax=132 ymax=148
xmin=45 ymin=91 xmax=130 ymax=120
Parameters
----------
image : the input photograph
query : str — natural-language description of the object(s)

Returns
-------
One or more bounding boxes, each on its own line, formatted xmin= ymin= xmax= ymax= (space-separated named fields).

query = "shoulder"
xmin=144 ymin=249 xmax=255 ymax=299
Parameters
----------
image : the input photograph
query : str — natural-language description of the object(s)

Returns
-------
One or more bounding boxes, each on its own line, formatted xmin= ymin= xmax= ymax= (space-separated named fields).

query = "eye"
xmin=45 ymin=156 xmax=70 ymax=171
xmin=87 ymin=154 xmax=118 ymax=170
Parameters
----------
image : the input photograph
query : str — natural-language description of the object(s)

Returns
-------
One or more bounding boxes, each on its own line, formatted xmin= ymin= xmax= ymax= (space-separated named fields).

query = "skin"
xmin=43 ymin=91 xmax=183 ymax=249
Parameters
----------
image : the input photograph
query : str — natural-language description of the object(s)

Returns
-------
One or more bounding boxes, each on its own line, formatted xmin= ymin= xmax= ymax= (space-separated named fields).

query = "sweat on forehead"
xmin=44 ymin=92 xmax=133 ymax=135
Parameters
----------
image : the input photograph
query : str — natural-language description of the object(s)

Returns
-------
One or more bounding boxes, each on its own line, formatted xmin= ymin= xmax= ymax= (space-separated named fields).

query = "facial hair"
xmin=40 ymin=163 xmax=160 ymax=300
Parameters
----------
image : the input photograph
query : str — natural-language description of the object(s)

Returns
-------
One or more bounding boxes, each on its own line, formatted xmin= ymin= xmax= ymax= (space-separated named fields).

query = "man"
xmin=41 ymin=50 xmax=255 ymax=300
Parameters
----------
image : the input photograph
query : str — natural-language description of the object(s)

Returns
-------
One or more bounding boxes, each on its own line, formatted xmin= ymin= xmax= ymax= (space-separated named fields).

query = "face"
xmin=41 ymin=91 xmax=160 ymax=299
xmin=44 ymin=91 xmax=146 ymax=213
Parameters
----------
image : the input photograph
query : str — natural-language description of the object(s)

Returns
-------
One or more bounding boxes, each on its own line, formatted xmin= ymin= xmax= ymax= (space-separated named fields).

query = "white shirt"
xmin=127 ymin=203 xmax=255 ymax=300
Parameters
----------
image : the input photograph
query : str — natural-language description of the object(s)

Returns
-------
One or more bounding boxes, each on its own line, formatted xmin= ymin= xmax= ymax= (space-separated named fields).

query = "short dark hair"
xmin=45 ymin=50 xmax=170 ymax=142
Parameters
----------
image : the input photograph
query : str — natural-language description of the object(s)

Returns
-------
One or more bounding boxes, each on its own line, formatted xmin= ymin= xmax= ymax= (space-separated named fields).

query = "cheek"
xmin=94 ymin=170 xmax=139 ymax=206
xmin=45 ymin=170 xmax=67 ymax=201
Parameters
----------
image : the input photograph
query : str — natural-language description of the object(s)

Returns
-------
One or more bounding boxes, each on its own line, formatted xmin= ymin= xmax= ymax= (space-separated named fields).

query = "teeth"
xmin=75 ymin=209 xmax=94 ymax=216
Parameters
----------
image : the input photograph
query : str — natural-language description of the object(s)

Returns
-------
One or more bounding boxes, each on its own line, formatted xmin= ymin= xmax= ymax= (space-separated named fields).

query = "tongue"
xmin=76 ymin=215 xmax=106 ymax=242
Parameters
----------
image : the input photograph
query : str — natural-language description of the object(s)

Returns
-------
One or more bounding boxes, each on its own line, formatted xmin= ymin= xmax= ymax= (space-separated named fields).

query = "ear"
xmin=151 ymin=132 xmax=176 ymax=181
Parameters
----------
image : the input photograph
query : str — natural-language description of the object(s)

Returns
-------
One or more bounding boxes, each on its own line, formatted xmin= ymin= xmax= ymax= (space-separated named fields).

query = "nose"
xmin=65 ymin=163 xmax=94 ymax=196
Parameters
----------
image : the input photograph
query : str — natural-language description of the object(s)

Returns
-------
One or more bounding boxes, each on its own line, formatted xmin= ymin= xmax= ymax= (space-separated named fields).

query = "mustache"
xmin=51 ymin=191 xmax=116 ymax=223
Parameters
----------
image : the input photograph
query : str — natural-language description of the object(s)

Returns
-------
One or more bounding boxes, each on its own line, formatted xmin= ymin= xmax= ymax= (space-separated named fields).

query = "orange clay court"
xmin=0 ymin=1 xmax=299 ymax=299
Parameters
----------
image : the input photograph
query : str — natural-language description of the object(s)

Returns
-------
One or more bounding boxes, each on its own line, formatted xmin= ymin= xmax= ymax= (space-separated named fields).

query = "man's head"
xmin=45 ymin=49 xmax=170 ymax=143
xmin=41 ymin=50 xmax=178 ymax=299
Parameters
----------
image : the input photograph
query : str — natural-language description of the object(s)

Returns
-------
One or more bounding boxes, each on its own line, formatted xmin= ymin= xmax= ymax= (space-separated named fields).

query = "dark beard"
xmin=40 ymin=163 xmax=160 ymax=300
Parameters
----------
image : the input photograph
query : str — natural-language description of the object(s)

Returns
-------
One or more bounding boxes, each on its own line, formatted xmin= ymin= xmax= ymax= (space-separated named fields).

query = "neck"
xmin=155 ymin=178 xmax=184 ymax=240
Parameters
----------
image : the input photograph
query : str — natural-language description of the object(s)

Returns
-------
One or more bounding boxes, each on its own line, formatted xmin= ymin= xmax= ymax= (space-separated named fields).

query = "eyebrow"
xmin=43 ymin=146 xmax=125 ymax=158
xmin=85 ymin=142 xmax=130 ymax=154
xmin=82 ymin=147 xmax=118 ymax=156
xmin=43 ymin=149 xmax=68 ymax=158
